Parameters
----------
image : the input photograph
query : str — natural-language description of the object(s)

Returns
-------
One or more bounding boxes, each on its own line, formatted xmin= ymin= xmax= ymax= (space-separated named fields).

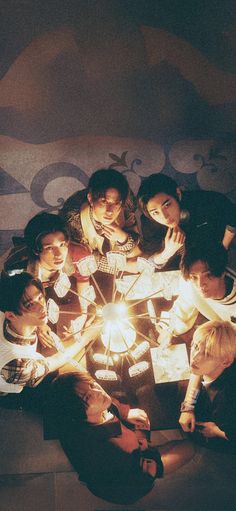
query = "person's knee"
xmin=159 ymin=440 xmax=195 ymax=474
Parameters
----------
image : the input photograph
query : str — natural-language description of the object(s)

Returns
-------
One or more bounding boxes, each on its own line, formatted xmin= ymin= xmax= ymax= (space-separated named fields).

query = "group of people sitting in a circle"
xmin=0 ymin=168 xmax=236 ymax=504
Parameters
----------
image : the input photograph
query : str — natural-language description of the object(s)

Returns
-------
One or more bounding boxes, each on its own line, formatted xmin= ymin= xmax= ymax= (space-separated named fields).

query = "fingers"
xmin=140 ymin=458 xmax=157 ymax=477
xmin=165 ymin=227 xmax=172 ymax=240
xmin=179 ymin=422 xmax=190 ymax=433
xmin=39 ymin=327 xmax=56 ymax=348
xmin=171 ymin=227 xmax=185 ymax=245
xmin=179 ymin=416 xmax=195 ymax=433
xmin=165 ymin=226 xmax=185 ymax=244
xmin=101 ymin=225 xmax=115 ymax=235
xmin=38 ymin=334 xmax=55 ymax=348
xmin=135 ymin=417 xmax=150 ymax=429
xmin=128 ymin=409 xmax=150 ymax=429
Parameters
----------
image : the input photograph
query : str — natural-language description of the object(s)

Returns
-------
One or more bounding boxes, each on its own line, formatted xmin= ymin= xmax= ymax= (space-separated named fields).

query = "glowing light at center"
xmin=101 ymin=302 xmax=136 ymax=353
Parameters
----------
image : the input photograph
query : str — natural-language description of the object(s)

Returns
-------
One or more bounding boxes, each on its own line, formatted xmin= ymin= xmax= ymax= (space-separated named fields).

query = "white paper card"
xmin=76 ymin=255 xmax=98 ymax=276
xmin=54 ymin=272 xmax=71 ymax=297
xmin=106 ymin=251 xmax=126 ymax=270
xmin=151 ymin=344 xmax=190 ymax=383
xmin=47 ymin=298 xmax=60 ymax=324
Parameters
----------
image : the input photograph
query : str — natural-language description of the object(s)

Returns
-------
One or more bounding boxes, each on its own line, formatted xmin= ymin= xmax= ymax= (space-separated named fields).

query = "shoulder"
xmin=124 ymin=188 xmax=137 ymax=213
xmin=60 ymin=188 xmax=88 ymax=215
xmin=182 ymin=190 xmax=225 ymax=206
xmin=4 ymin=245 xmax=29 ymax=272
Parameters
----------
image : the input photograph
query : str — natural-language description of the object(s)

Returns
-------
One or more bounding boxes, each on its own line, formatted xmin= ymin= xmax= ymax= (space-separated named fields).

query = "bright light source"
xmin=101 ymin=320 xmax=136 ymax=353
xmin=102 ymin=302 xmax=127 ymax=321
xmin=101 ymin=302 xmax=136 ymax=352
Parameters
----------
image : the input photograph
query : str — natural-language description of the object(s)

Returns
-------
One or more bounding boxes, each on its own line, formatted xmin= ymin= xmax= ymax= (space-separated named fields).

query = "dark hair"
xmin=88 ymin=168 xmax=129 ymax=204
xmin=51 ymin=371 xmax=94 ymax=423
xmin=24 ymin=212 xmax=69 ymax=258
xmin=0 ymin=271 xmax=44 ymax=314
xmin=137 ymin=174 xmax=180 ymax=218
xmin=180 ymin=242 xmax=228 ymax=279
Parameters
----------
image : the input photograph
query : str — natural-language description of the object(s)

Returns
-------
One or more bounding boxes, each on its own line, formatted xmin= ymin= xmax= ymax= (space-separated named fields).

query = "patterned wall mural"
xmin=0 ymin=0 xmax=236 ymax=267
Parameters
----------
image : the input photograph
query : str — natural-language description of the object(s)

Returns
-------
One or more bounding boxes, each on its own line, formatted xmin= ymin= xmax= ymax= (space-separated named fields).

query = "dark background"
xmin=0 ymin=0 xmax=235 ymax=264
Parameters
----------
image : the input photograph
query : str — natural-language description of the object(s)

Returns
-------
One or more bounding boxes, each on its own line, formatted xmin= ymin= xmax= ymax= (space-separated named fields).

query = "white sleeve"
xmin=169 ymin=278 xmax=199 ymax=335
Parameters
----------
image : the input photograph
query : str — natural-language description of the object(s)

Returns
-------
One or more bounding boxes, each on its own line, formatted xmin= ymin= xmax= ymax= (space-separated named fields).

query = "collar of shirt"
xmin=89 ymin=206 xmax=105 ymax=235
xmin=4 ymin=320 xmax=37 ymax=346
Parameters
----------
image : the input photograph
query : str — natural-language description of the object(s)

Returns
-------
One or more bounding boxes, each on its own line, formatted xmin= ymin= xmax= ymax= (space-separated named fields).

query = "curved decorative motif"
xmin=30 ymin=162 xmax=89 ymax=211
xmin=169 ymin=139 xmax=236 ymax=194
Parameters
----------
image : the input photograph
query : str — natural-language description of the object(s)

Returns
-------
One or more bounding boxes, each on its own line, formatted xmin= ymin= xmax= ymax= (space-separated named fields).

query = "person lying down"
xmin=49 ymin=370 xmax=195 ymax=505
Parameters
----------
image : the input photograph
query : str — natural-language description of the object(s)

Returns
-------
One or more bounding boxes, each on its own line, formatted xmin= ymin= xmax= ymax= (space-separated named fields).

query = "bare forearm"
xmin=46 ymin=323 xmax=101 ymax=372
xmin=46 ymin=340 xmax=85 ymax=372
xmin=222 ymin=228 xmax=235 ymax=249
xmin=183 ymin=373 xmax=202 ymax=408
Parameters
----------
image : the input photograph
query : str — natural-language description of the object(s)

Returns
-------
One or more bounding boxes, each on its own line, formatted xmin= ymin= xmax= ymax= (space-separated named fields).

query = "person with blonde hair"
xmin=179 ymin=320 xmax=236 ymax=452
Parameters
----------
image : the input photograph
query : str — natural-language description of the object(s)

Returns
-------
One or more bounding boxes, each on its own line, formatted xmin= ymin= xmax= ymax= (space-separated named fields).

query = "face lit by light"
xmin=18 ymin=285 xmax=48 ymax=328
xmin=190 ymin=341 xmax=225 ymax=378
xmin=76 ymin=380 xmax=112 ymax=421
xmin=189 ymin=261 xmax=224 ymax=299
xmin=39 ymin=231 xmax=68 ymax=271
xmin=147 ymin=193 xmax=181 ymax=227
xmin=88 ymin=188 xmax=122 ymax=225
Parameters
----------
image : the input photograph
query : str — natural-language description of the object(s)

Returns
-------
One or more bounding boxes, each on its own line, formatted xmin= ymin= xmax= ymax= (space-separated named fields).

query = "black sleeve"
xmin=212 ymin=193 xmax=236 ymax=231
xmin=60 ymin=427 xmax=155 ymax=505
xmin=182 ymin=191 xmax=236 ymax=247
xmin=217 ymin=384 xmax=236 ymax=447
xmin=140 ymin=214 xmax=167 ymax=255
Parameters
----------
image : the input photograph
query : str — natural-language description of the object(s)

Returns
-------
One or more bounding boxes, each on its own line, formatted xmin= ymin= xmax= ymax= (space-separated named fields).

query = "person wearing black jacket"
xmin=179 ymin=320 xmax=236 ymax=453
xmin=137 ymin=174 xmax=236 ymax=270
xmin=50 ymin=371 xmax=194 ymax=505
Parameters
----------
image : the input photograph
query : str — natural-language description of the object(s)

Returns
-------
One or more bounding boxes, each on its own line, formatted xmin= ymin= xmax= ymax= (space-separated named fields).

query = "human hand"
xmin=127 ymin=408 xmax=150 ymax=430
xmin=101 ymin=223 xmax=128 ymax=244
xmin=164 ymin=226 xmax=185 ymax=257
xmin=195 ymin=421 xmax=225 ymax=439
xmin=179 ymin=411 xmax=196 ymax=433
xmin=140 ymin=457 xmax=157 ymax=478
xmin=37 ymin=325 xmax=57 ymax=349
